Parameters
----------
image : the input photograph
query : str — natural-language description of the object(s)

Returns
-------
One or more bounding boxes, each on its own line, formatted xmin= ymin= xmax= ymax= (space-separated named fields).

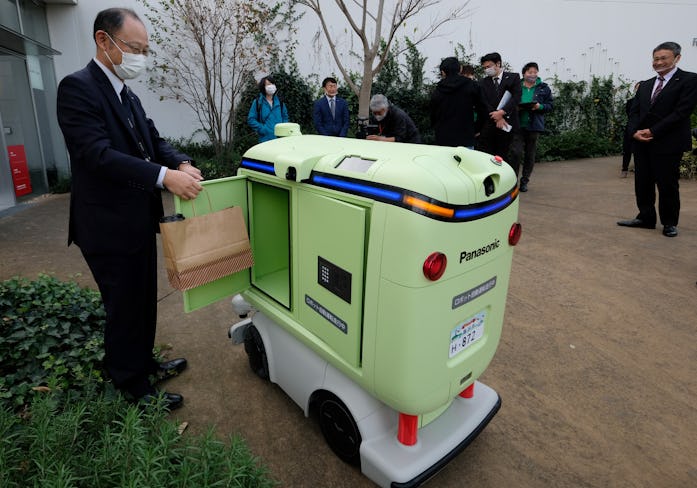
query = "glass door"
xmin=0 ymin=48 xmax=47 ymax=202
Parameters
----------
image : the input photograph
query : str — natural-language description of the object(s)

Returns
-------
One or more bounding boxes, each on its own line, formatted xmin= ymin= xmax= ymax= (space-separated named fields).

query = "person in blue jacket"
xmin=510 ymin=62 xmax=553 ymax=192
xmin=247 ymin=75 xmax=289 ymax=142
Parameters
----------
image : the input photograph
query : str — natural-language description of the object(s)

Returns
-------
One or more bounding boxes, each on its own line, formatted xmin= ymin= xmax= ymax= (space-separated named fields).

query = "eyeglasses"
xmin=108 ymin=32 xmax=151 ymax=56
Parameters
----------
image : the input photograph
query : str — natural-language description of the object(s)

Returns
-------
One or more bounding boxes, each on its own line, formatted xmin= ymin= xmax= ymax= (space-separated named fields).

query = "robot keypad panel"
xmin=318 ymin=256 xmax=352 ymax=304
xmin=336 ymin=156 xmax=375 ymax=173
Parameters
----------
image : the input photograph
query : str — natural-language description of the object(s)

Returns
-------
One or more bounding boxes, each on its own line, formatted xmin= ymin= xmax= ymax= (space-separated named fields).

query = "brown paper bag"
xmin=160 ymin=203 xmax=253 ymax=291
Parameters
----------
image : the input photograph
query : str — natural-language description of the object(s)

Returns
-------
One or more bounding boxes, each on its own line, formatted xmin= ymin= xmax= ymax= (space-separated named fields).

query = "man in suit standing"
xmin=313 ymin=77 xmax=350 ymax=137
xmin=617 ymin=42 xmax=697 ymax=237
xmin=57 ymin=8 xmax=204 ymax=409
xmin=477 ymin=52 xmax=522 ymax=176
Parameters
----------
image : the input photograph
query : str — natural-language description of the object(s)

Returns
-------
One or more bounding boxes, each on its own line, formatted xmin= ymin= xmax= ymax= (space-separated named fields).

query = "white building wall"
xmin=46 ymin=0 xmax=199 ymax=140
xmin=46 ymin=0 xmax=697 ymax=139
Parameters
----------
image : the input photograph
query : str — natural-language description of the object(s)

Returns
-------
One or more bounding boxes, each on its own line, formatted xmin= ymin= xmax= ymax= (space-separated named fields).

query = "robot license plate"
xmin=449 ymin=311 xmax=485 ymax=358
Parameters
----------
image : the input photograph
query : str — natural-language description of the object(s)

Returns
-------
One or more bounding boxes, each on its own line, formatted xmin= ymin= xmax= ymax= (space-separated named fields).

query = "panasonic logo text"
xmin=460 ymin=239 xmax=500 ymax=263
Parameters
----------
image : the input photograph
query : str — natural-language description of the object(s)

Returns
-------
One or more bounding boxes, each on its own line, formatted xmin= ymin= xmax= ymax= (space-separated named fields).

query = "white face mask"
xmin=265 ymin=84 xmax=277 ymax=96
xmin=524 ymin=75 xmax=537 ymax=84
xmin=105 ymin=33 xmax=147 ymax=80
xmin=484 ymin=67 xmax=497 ymax=78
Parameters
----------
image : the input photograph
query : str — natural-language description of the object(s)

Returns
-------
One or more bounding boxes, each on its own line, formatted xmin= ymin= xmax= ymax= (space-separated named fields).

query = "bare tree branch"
xmin=295 ymin=0 xmax=472 ymax=119
xmin=141 ymin=0 xmax=290 ymax=156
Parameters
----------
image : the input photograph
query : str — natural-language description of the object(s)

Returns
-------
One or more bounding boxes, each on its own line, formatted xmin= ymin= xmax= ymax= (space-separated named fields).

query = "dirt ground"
xmin=1 ymin=155 xmax=696 ymax=488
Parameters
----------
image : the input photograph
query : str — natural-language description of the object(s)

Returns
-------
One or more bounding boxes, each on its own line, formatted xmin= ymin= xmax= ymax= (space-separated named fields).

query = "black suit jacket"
xmin=57 ymin=61 xmax=189 ymax=255
xmin=628 ymin=68 xmax=697 ymax=154
xmin=480 ymin=72 xmax=522 ymax=131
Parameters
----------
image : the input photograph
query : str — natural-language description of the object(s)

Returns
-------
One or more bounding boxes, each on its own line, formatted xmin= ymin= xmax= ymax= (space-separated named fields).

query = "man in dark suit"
xmin=313 ymin=77 xmax=350 ymax=137
xmin=57 ymin=8 xmax=204 ymax=409
xmin=617 ymin=41 xmax=697 ymax=237
xmin=477 ymin=52 xmax=522 ymax=175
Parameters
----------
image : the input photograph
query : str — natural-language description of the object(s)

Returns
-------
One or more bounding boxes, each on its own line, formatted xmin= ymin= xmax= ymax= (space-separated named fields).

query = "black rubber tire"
xmin=318 ymin=394 xmax=362 ymax=466
xmin=243 ymin=325 xmax=269 ymax=380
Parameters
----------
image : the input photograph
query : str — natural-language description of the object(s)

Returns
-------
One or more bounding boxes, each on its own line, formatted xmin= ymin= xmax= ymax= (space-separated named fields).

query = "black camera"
xmin=365 ymin=124 xmax=380 ymax=136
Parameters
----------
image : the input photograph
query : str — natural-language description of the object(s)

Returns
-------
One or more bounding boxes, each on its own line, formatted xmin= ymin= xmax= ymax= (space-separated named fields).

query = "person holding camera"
xmin=366 ymin=94 xmax=421 ymax=143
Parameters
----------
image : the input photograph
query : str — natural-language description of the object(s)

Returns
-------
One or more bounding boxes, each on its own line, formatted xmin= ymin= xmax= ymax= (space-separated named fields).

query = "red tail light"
xmin=509 ymin=222 xmax=522 ymax=245
xmin=423 ymin=252 xmax=447 ymax=281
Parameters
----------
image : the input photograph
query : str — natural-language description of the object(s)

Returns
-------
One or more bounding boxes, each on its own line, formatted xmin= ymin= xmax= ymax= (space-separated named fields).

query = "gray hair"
xmin=653 ymin=41 xmax=681 ymax=56
xmin=369 ymin=94 xmax=389 ymax=111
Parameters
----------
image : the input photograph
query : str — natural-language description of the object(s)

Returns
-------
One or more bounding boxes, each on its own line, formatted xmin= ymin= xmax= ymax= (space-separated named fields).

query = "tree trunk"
xmin=357 ymin=53 xmax=376 ymax=122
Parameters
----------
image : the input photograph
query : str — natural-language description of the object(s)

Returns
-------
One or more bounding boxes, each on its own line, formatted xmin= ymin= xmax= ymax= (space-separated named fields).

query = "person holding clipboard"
xmin=511 ymin=62 xmax=553 ymax=192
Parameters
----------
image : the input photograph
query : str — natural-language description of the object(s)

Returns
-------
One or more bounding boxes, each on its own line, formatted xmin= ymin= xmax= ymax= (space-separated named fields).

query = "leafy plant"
xmin=0 ymin=388 xmax=276 ymax=487
xmin=537 ymin=75 xmax=630 ymax=161
xmin=49 ymin=177 xmax=72 ymax=194
xmin=167 ymin=136 xmax=243 ymax=179
xmin=680 ymin=140 xmax=697 ymax=179
xmin=0 ymin=275 xmax=107 ymax=409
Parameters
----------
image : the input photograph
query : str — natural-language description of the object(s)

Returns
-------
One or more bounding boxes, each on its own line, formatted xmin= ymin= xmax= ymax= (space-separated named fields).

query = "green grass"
xmin=0 ymin=275 xmax=276 ymax=487
xmin=0 ymin=386 xmax=276 ymax=487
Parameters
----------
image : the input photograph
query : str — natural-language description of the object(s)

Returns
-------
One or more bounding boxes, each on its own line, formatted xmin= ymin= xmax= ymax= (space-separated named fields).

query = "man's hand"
xmin=366 ymin=135 xmax=396 ymax=142
xmin=490 ymin=109 xmax=505 ymax=122
xmin=178 ymin=162 xmax=203 ymax=181
xmin=163 ymin=169 xmax=203 ymax=200
xmin=495 ymin=118 xmax=509 ymax=130
xmin=633 ymin=129 xmax=653 ymax=142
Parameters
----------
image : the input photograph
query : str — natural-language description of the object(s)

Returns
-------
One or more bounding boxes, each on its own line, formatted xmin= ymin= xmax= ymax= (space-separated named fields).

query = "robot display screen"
xmin=336 ymin=156 xmax=375 ymax=173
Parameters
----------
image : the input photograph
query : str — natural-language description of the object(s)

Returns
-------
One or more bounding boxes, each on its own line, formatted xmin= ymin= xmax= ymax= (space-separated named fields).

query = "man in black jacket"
xmin=57 ymin=8 xmax=203 ymax=409
xmin=477 ymin=52 xmax=522 ymax=174
xmin=617 ymin=41 xmax=697 ymax=238
xmin=367 ymin=94 xmax=421 ymax=143
xmin=430 ymin=57 xmax=485 ymax=148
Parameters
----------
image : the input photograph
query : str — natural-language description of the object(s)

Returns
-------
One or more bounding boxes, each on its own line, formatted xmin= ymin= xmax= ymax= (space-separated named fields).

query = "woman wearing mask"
xmin=514 ymin=62 xmax=553 ymax=192
xmin=247 ymin=76 xmax=289 ymax=143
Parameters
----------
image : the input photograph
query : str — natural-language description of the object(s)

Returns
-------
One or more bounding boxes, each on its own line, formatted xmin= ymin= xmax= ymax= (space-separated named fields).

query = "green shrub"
xmin=537 ymin=129 xmax=620 ymax=161
xmin=49 ymin=177 xmax=72 ymax=194
xmin=537 ymin=76 xmax=628 ymax=161
xmin=167 ymin=137 xmax=241 ymax=179
xmin=0 ymin=275 xmax=106 ymax=409
xmin=0 ymin=388 xmax=276 ymax=487
xmin=680 ymin=143 xmax=697 ymax=180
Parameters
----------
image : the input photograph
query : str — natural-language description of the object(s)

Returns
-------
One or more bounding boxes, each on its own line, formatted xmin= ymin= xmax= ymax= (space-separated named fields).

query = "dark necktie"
xmin=120 ymin=85 xmax=151 ymax=161
xmin=329 ymin=98 xmax=335 ymax=119
xmin=120 ymin=85 xmax=133 ymax=118
xmin=493 ymin=77 xmax=500 ymax=92
xmin=650 ymin=77 xmax=664 ymax=104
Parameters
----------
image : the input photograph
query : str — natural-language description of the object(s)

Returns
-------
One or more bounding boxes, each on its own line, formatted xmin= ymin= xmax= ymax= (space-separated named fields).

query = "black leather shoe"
xmin=138 ymin=391 xmax=184 ymax=411
xmin=519 ymin=182 xmax=528 ymax=192
xmin=155 ymin=358 xmax=188 ymax=382
xmin=662 ymin=225 xmax=678 ymax=237
xmin=617 ymin=218 xmax=655 ymax=229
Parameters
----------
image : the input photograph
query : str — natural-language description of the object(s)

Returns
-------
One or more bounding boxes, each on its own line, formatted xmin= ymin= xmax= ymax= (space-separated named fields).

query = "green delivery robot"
xmin=173 ymin=124 xmax=522 ymax=487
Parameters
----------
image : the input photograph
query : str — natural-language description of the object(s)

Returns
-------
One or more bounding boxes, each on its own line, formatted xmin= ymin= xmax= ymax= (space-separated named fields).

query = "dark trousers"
xmin=477 ymin=123 xmax=516 ymax=175
xmin=82 ymin=235 xmax=159 ymax=397
xmin=621 ymin=126 xmax=633 ymax=171
xmin=633 ymin=144 xmax=681 ymax=227
xmin=510 ymin=130 xmax=539 ymax=182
